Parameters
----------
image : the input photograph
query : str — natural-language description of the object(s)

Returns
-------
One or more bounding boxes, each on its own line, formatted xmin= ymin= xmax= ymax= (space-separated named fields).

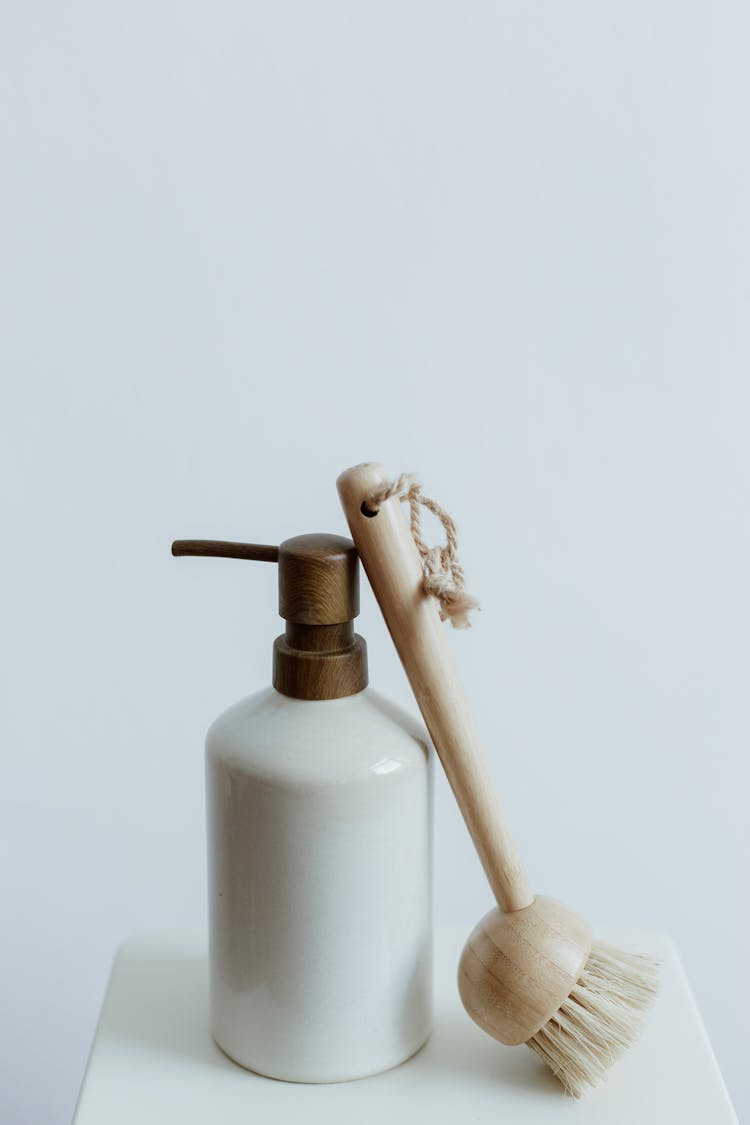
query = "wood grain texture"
xmin=278 ymin=534 xmax=359 ymax=625
xmin=272 ymin=632 xmax=368 ymax=700
xmin=337 ymin=462 xmax=533 ymax=914
xmin=458 ymin=897 xmax=592 ymax=1045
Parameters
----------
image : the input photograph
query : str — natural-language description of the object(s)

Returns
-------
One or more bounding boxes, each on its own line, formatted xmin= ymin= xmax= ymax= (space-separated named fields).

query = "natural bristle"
xmin=527 ymin=940 xmax=659 ymax=1098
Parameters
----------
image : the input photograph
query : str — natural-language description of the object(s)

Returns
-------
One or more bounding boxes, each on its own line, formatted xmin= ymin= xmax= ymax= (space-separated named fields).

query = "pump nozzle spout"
xmin=171 ymin=539 xmax=279 ymax=563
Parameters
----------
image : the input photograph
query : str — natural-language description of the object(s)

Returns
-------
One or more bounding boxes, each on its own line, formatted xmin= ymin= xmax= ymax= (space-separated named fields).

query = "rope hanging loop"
xmin=362 ymin=473 xmax=479 ymax=629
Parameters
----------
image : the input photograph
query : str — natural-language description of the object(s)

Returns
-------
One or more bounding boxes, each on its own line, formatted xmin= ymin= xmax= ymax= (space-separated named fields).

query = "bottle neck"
xmin=272 ymin=621 xmax=368 ymax=700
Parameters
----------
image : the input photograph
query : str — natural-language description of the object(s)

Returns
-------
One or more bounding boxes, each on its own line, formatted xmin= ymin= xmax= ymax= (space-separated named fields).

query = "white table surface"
xmin=72 ymin=925 xmax=737 ymax=1124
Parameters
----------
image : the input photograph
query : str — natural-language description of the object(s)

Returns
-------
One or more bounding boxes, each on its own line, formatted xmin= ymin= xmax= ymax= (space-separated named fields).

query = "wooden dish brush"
xmin=337 ymin=461 xmax=658 ymax=1098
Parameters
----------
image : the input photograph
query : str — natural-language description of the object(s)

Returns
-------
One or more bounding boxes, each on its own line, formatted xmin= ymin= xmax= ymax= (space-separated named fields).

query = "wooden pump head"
xmin=171 ymin=534 xmax=368 ymax=700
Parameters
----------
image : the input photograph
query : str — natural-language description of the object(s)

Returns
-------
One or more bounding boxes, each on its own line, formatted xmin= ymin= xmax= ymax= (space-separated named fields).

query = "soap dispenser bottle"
xmin=172 ymin=533 xmax=433 ymax=1083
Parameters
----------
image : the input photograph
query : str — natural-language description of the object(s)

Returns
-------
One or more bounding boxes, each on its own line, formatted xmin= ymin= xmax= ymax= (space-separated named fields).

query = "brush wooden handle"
xmin=337 ymin=462 xmax=533 ymax=914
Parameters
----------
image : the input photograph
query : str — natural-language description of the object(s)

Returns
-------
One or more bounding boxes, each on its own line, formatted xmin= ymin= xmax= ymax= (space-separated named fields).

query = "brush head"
xmin=527 ymin=939 xmax=659 ymax=1097
xmin=458 ymin=897 xmax=659 ymax=1097
xmin=458 ymin=896 xmax=593 ymax=1047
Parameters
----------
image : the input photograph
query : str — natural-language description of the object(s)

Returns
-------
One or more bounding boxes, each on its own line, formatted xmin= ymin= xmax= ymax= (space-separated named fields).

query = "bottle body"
xmin=206 ymin=685 xmax=433 ymax=1083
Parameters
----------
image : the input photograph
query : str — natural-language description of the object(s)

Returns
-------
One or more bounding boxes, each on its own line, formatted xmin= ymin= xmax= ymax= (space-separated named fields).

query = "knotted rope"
xmin=363 ymin=473 xmax=479 ymax=629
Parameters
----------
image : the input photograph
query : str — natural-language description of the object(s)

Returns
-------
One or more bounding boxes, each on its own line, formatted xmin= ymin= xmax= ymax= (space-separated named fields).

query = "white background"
xmin=1 ymin=3 xmax=748 ymax=1122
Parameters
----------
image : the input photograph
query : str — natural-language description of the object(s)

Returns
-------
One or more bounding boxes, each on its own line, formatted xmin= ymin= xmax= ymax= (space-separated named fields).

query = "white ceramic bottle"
xmin=173 ymin=533 xmax=433 ymax=1083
